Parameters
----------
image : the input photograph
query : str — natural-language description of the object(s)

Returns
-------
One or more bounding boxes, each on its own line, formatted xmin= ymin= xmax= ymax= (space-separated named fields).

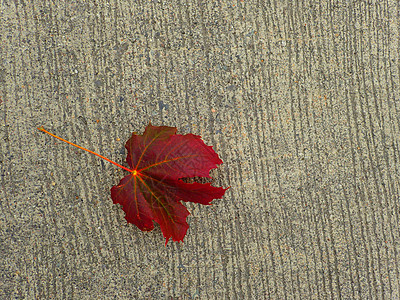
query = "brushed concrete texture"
xmin=1 ymin=0 xmax=400 ymax=299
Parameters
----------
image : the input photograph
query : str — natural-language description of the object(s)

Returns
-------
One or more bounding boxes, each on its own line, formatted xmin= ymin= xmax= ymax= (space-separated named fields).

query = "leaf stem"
xmin=38 ymin=127 xmax=134 ymax=173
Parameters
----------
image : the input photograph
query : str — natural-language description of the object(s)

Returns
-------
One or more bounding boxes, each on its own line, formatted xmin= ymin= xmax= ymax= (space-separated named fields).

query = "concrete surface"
xmin=1 ymin=0 xmax=400 ymax=299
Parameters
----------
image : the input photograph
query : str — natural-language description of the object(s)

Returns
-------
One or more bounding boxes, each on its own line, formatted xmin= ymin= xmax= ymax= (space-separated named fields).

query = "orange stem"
xmin=38 ymin=126 xmax=134 ymax=173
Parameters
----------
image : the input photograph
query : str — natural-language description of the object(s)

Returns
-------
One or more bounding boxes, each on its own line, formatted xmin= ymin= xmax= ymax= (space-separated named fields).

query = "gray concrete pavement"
xmin=1 ymin=0 xmax=400 ymax=298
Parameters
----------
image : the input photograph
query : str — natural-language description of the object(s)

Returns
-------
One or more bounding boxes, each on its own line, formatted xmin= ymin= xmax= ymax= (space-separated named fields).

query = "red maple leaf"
xmin=111 ymin=124 xmax=227 ymax=243
xmin=38 ymin=123 xmax=227 ymax=243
